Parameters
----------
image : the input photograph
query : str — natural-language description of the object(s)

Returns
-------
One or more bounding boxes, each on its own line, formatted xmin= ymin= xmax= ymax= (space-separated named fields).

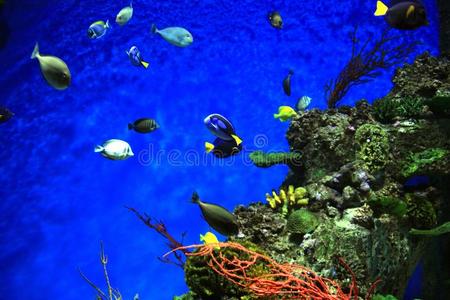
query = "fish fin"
xmin=288 ymin=69 xmax=294 ymax=75
xmin=191 ymin=191 xmax=200 ymax=204
xmin=94 ymin=145 xmax=104 ymax=153
xmin=126 ymin=50 xmax=129 ymax=55
xmin=406 ymin=5 xmax=415 ymax=18
xmin=130 ymin=0 xmax=133 ymax=8
xmin=105 ymin=20 xmax=110 ymax=29
xmin=231 ymin=134 xmax=242 ymax=146
xmin=151 ymin=24 xmax=157 ymax=34
xmin=128 ymin=123 xmax=134 ymax=130
xmin=31 ymin=42 xmax=39 ymax=59
xmin=205 ymin=142 xmax=214 ymax=153
xmin=374 ymin=1 xmax=389 ymax=16
xmin=141 ymin=61 xmax=149 ymax=68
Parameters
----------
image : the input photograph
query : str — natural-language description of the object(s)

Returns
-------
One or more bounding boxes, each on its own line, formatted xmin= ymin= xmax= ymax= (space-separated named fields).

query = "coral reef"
xmin=437 ymin=0 xmax=450 ymax=56
xmin=249 ymin=150 xmax=301 ymax=168
xmin=265 ymin=185 xmax=308 ymax=216
xmin=286 ymin=208 xmax=319 ymax=235
xmin=354 ymin=123 xmax=390 ymax=173
xmin=401 ymin=148 xmax=449 ymax=178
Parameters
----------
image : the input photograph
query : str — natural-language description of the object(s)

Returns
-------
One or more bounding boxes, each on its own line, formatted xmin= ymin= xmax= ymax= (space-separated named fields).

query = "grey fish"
xmin=31 ymin=43 xmax=71 ymax=90
xmin=297 ymin=96 xmax=312 ymax=111
xmin=282 ymin=70 xmax=293 ymax=96
xmin=0 ymin=107 xmax=14 ymax=124
xmin=191 ymin=192 xmax=239 ymax=236
xmin=128 ymin=118 xmax=159 ymax=133
xmin=151 ymin=24 xmax=193 ymax=47
xmin=116 ymin=1 xmax=133 ymax=26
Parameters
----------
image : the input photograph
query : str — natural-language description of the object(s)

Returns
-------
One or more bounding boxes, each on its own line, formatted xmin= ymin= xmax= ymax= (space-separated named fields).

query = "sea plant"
xmin=401 ymin=148 xmax=448 ymax=178
xmin=325 ymin=27 xmax=417 ymax=108
xmin=367 ymin=194 xmax=407 ymax=218
xmin=372 ymin=96 xmax=424 ymax=123
xmin=410 ymin=221 xmax=450 ymax=236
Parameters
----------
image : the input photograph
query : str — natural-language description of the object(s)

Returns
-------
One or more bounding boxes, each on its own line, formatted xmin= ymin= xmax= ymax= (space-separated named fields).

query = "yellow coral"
xmin=265 ymin=185 xmax=309 ymax=216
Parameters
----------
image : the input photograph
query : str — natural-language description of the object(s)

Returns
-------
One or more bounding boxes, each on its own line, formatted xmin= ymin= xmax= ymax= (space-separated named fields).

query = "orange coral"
xmin=165 ymin=242 xmax=381 ymax=300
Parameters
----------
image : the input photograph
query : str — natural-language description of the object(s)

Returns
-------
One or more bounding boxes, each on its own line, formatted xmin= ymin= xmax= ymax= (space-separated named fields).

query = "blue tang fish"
xmin=126 ymin=46 xmax=149 ymax=68
xmin=88 ymin=20 xmax=110 ymax=39
xmin=205 ymin=137 xmax=243 ymax=158
xmin=204 ymin=114 xmax=242 ymax=145
xmin=151 ymin=24 xmax=193 ymax=47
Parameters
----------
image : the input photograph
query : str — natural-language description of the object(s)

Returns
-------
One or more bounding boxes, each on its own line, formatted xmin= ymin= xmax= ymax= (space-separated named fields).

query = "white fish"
xmin=116 ymin=1 xmax=133 ymax=26
xmin=297 ymin=96 xmax=312 ymax=111
xmin=151 ymin=24 xmax=193 ymax=47
xmin=95 ymin=139 xmax=134 ymax=160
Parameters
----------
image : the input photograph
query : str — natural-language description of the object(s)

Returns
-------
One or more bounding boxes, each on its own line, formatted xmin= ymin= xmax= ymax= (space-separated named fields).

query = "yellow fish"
xmin=200 ymin=231 xmax=220 ymax=249
xmin=274 ymin=106 xmax=298 ymax=122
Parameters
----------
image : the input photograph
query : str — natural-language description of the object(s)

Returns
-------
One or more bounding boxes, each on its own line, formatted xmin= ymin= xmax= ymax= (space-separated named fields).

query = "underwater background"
xmin=0 ymin=0 xmax=441 ymax=299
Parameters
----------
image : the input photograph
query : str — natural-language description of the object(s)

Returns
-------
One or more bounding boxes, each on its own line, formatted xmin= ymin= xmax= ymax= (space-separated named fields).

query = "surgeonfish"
xmin=374 ymin=0 xmax=428 ymax=30
xmin=282 ymin=70 xmax=294 ymax=96
xmin=126 ymin=46 xmax=149 ymax=68
xmin=30 ymin=43 xmax=71 ymax=90
xmin=116 ymin=1 xmax=133 ymax=26
xmin=268 ymin=11 xmax=283 ymax=29
xmin=94 ymin=139 xmax=134 ymax=160
xmin=205 ymin=137 xmax=242 ymax=158
xmin=0 ymin=107 xmax=14 ymax=124
xmin=200 ymin=231 xmax=221 ymax=249
xmin=151 ymin=24 xmax=193 ymax=47
xmin=204 ymin=114 xmax=242 ymax=145
xmin=191 ymin=192 xmax=239 ymax=236
xmin=297 ymin=96 xmax=312 ymax=111
xmin=128 ymin=118 xmax=159 ymax=133
xmin=133 ymin=294 xmax=139 ymax=300
xmin=274 ymin=106 xmax=298 ymax=122
xmin=88 ymin=20 xmax=110 ymax=39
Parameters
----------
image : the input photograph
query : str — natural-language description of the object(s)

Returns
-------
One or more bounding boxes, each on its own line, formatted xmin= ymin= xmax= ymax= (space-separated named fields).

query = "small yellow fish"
xmin=200 ymin=231 xmax=220 ymax=249
xmin=274 ymin=106 xmax=298 ymax=121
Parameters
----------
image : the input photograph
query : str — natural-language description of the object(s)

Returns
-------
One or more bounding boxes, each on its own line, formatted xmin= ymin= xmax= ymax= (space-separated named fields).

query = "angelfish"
xmin=191 ymin=192 xmax=239 ymax=236
xmin=31 ymin=43 xmax=71 ymax=90
xmin=374 ymin=0 xmax=428 ymax=30
xmin=126 ymin=46 xmax=149 ymax=68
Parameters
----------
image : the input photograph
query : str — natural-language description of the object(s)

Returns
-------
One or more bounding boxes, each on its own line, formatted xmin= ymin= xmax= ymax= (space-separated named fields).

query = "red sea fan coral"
xmin=165 ymin=242 xmax=381 ymax=300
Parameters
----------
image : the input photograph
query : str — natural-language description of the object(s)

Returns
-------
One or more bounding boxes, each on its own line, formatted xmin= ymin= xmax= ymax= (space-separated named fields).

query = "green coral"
xmin=372 ymin=294 xmax=398 ymax=300
xmin=372 ymin=96 xmax=424 ymax=123
xmin=354 ymin=124 xmax=390 ymax=173
xmin=405 ymin=193 xmax=437 ymax=229
xmin=410 ymin=221 xmax=450 ymax=236
xmin=286 ymin=209 xmax=319 ymax=235
xmin=183 ymin=241 xmax=268 ymax=299
xmin=367 ymin=194 xmax=407 ymax=218
xmin=249 ymin=151 xmax=301 ymax=168
xmin=401 ymin=148 xmax=448 ymax=178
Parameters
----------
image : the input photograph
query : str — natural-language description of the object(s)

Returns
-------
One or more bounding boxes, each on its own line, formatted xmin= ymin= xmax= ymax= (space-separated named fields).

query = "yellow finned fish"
xmin=200 ymin=231 xmax=220 ymax=249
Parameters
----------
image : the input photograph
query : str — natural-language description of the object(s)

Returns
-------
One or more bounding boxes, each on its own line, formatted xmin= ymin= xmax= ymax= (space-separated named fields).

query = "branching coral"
xmin=165 ymin=242 xmax=381 ymax=299
xmin=250 ymin=151 xmax=301 ymax=168
xmin=325 ymin=27 xmax=417 ymax=108
xmin=126 ymin=206 xmax=189 ymax=268
xmin=266 ymin=185 xmax=308 ymax=216
xmin=78 ymin=242 xmax=137 ymax=300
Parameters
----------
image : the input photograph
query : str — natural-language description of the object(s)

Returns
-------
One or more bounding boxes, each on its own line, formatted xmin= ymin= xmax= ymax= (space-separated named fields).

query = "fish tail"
xmin=141 ymin=60 xmax=150 ymax=68
xmin=105 ymin=19 xmax=110 ymax=29
xmin=374 ymin=1 xmax=388 ymax=16
xmin=94 ymin=145 xmax=104 ymax=153
xmin=31 ymin=42 xmax=39 ymax=59
xmin=231 ymin=134 xmax=242 ymax=146
xmin=205 ymin=142 xmax=214 ymax=153
xmin=130 ymin=0 xmax=133 ymax=8
xmin=273 ymin=113 xmax=280 ymax=119
xmin=128 ymin=123 xmax=134 ymax=130
xmin=191 ymin=191 xmax=200 ymax=204
xmin=151 ymin=24 xmax=157 ymax=34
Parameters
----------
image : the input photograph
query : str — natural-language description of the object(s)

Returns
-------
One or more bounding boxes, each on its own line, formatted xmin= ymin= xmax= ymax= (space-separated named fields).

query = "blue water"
xmin=0 ymin=0 xmax=439 ymax=298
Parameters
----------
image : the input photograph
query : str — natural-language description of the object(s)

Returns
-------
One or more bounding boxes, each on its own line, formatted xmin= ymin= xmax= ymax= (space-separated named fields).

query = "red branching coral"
xmin=165 ymin=242 xmax=381 ymax=299
xmin=325 ymin=27 xmax=417 ymax=108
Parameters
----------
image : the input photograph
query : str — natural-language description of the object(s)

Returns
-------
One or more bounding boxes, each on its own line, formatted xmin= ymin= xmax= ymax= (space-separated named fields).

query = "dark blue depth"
xmin=0 ymin=0 xmax=439 ymax=299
